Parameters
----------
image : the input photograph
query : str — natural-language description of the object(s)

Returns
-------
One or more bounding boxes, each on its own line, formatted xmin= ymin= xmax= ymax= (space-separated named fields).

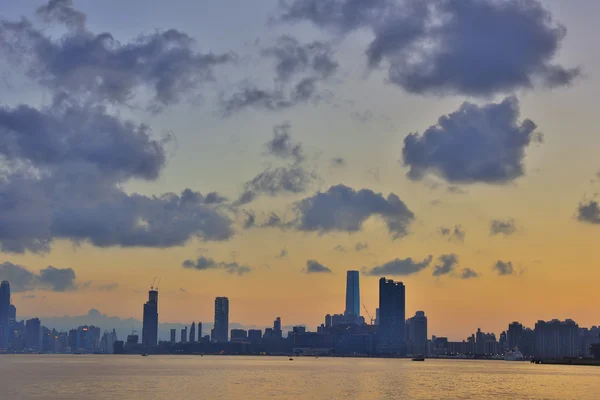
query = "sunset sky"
xmin=0 ymin=0 xmax=599 ymax=340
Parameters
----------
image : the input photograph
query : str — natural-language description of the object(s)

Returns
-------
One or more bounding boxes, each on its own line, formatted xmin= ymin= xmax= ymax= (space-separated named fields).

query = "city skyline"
xmin=0 ymin=0 xmax=600 ymax=342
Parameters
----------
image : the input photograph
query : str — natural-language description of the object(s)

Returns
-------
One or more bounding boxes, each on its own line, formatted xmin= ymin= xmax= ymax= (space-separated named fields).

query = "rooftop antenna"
xmin=156 ymin=277 xmax=162 ymax=291
xmin=151 ymin=276 xmax=157 ymax=290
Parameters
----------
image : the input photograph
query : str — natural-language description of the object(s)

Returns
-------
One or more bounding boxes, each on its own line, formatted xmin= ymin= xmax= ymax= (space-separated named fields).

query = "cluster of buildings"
xmin=1 ymin=275 xmax=599 ymax=359
xmin=0 ymin=281 xmax=117 ymax=354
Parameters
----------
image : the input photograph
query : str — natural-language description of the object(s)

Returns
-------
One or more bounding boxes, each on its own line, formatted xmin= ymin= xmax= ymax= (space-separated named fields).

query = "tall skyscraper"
xmin=189 ymin=322 xmax=196 ymax=343
xmin=0 ymin=281 xmax=10 ymax=349
xmin=181 ymin=327 xmax=187 ymax=343
xmin=345 ymin=271 xmax=360 ymax=319
xmin=212 ymin=297 xmax=229 ymax=342
xmin=198 ymin=322 xmax=202 ymax=339
xmin=378 ymin=278 xmax=406 ymax=354
xmin=170 ymin=329 xmax=176 ymax=343
xmin=25 ymin=318 xmax=41 ymax=350
xmin=407 ymin=311 xmax=428 ymax=356
xmin=507 ymin=321 xmax=523 ymax=350
xmin=142 ymin=288 xmax=158 ymax=347
xmin=8 ymin=304 xmax=16 ymax=347
xmin=273 ymin=317 xmax=282 ymax=339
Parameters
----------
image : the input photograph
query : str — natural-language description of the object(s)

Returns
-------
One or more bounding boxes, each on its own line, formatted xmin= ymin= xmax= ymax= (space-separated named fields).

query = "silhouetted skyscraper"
xmin=378 ymin=278 xmax=406 ymax=354
xmin=407 ymin=311 xmax=428 ymax=356
xmin=198 ymin=322 xmax=202 ymax=339
xmin=345 ymin=271 xmax=360 ymax=319
xmin=190 ymin=322 xmax=196 ymax=343
xmin=8 ymin=304 xmax=16 ymax=347
xmin=212 ymin=297 xmax=229 ymax=342
xmin=181 ymin=327 xmax=187 ymax=343
xmin=0 ymin=281 xmax=10 ymax=349
xmin=25 ymin=318 xmax=41 ymax=350
xmin=170 ymin=329 xmax=176 ymax=344
xmin=507 ymin=321 xmax=523 ymax=350
xmin=142 ymin=288 xmax=158 ymax=347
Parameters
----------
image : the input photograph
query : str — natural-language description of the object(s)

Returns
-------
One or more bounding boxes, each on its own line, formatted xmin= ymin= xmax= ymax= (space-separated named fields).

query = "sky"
xmin=0 ymin=0 xmax=599 ymax=341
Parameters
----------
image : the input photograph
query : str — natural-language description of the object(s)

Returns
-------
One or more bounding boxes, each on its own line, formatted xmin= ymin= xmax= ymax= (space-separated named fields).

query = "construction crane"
xmin=362 ymin=304 xmax=375 ymax=325
xmin=155 ymin=277 xmax=161 ymax=291
xmin=150 ymin=276 xmax=157 ymax=290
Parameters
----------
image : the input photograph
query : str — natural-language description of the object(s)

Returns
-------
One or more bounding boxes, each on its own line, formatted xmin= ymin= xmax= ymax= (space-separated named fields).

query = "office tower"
xmin=142 ymin=288 xmax=158 ymax=347
xmin=170 ymin=329 xmax=176 ymax=343
xmin=25 ymin=318 xmax=41 ymax=350
xmin=8 ymin=304 xmax=16 ymax=347
xmin=325 ymin=314 xmax=332 ymax=328
xmin=0 ymin=281 xmax=10 ymax=349
xmin=181 ymin=327 xmax=187 ymax=343
xmin=534 ymin=319 xmax=579 ymax=358
xmin=345 ymin=271 xmax=360 ymax=319
xmin=198 ymin=322 xmax=202 ymax=339
xmin=378 ymin=278 xmax=406 ymax=353
xmin=507 ymin=321 xmax=523 ymax=350
xmin=248 ymin=329 xmax=262 ymax=343
xmin=230 ymin=329 xmax=247 ymax=342
xmin=190 ymin=322 xmax=196 ymax=343
xmin=212 ymin=297 xmax=229 ymax=342
xmin=273 ymin=317 xmax=282 ymax=338
xmin=407 ymin=311 xmax=428 ymax=356
xmin=375 ymin=308 xmax=380 ymax=326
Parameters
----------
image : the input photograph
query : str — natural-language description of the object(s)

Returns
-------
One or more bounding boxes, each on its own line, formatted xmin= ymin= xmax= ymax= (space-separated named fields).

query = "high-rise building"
xmin=248 ymin=329 xmax=262 ymax=343
xmin=198 ymin=322 xmax=202 ymax=339
xmin=181 ymin=327 xmax=187 ymax=343
xmin=190 ymin=322 xmax=196 ymax=343
xmin=325 ymin=314 xmax=332 ymax=328
xmin=535 ymin=319 xmax=579 ymax=358
xmin=273 ymin=317 xmax=282 ymax=338
xmin=507 ymin=321 xmax=523 ymax=350
xmin=8 ymin=304 xmax=16 ymax=348
xmin=378 ymin=278 xmax=406 ymax=354
xmin=0 ymin=281 xmax=10 ymax=349
xmin=25 ymin=318 xmax=41 ymax=350
xmin=142 ymin=288 xmax=159 ymax=347
xmin=345 ymin=271 xmax=360 ymax=319
xmin=407 ymin=311 xmax=428 ymax=356
xmin=212 ymin=297 xmax=229 ymax=342
xmin=170 ymin=329 xmax=176 ymax=343
xmin=231 ymin=329 xmax=248 ymax=342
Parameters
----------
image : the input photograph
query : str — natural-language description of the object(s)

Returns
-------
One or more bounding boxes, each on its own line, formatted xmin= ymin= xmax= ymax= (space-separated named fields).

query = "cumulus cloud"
xmin=439 ymin=225 xmax=465 ymax=242
xmin=577 ymin=201 xmax=600 ymax=224
xmin=402 ymin=97 xmax=539 ymax=184
xmin=182 ymin=256 xmax=251 ymax=276
xmin=305 ymin=260 xmax=332 ymax=273
xmin=0 ymin=262 xmax=77 ymax=292
xmin=493 ymin=260 xmax=515 ymax=276
xmin=490 ymin=218 xmax=518 ymax=236
xmin=1 ymin=3 xmax=234 ymax=109
xmin=363 ymin=255 xmax=432 ymax=276
xmin=293 ymin=184 xmax=415 ymax=238
xmin=266 ymin=122 xmax=304 ymax=163
xmin=222 ymin=35 xmax=336 ymax=115
xmin=432 ymin=254 xmax=458 ymax=277
xmin=237 ymin=166 xmax=316 ymax=205
xmin=279 ymin=0 xmax=579 ymax=96
xmin=460 ymin=268 xmax=479 ymax=279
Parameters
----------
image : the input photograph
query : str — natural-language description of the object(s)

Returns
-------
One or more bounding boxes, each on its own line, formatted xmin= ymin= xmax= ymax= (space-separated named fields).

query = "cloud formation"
xmin=293 ymin=184 xmax=415 ymax=238
xmin=490 ymin=218 xmax=518 ymax=236
xmin=493 ymin=260 xmax=515 ymax=276
xmin=279 ymin=0 xmax=579 ymax=96
xmin=577 ymin=201 xmax=600 ymax=224
xmin=363 ymin=255 xmax=432 ymax=276
xmin=182 ymin=256 xmax=251 ymax=276
xmin=306 ymin=260 xmax=332 ymax=273
xmin=355 ymin=242 xmax=368 ymax=251
xmin=460 ymin=268 xmax=480 ymax=279
xmin=0 ymin=262 xmax=77 ymax=292
xmin=432 ymin=254 xmax=459 ymax=277
xmin=330 ymin=157 xmax=346 ymax=167
xmin=1 ymin=3 xmax=234 ymax=109
xmin=222 ymin=35 xmax=336 ymax=114
xmin=439 ymin=225 xmax=465 ymax=242
xmin=266 ymin=122 xmax=304 ymax=163
xmin=237 ymin=166 xmax=316 ymax=205
xmin=402 ymin=97 xmax=539 ymax=184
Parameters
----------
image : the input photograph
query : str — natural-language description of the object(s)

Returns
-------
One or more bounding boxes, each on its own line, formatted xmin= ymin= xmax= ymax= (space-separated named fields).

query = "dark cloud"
xmin=432 ymin=254 xmax=459 ymax=277
xmin=355 ymin=242 xmax=368 ymax=251
xmin=363 ymin=255 xmax=432 ymax=276
xmin=293 ymin=184 xmax=414 ymax=239
xmin=460 ymin=268 xmax=479 ymax=279
xmin=36 ymin=0 xmax=86 ymax=31
xmin=330 ymin=157 xmax=345 ymax=167
xmin=237 ymin=166 xmax=316 ymax=204
xmin=1 ymin=6 xmax=234 ymax=110
xmin=266 ymin=122 xmax=304 ymax=163
xmin=182 ymin=256 xmax=251 ymax=276
xmin=306 ymin=260 xmax=332 ymax=274
xmin=493 ymin=260 xmax=515 ymax=276
xmin=243 ymin=211 xmax=256 ymax=229
xmin=203 ymin=192 xmax=228 ymax=204
xmin=0 ymin=262 xmax=77 ymax=292
xmin=280 ymin=0 xmax=579 ymax=96
xmin=439 ymin=225 xmax=465 ymax=242
xmin=490 ymin=218 xmax=518 ymax=236
xmin=222 ymin=35 xmax=336 ymax=115
xmin=577 ymin=201 xmax=600 ymax=224
xmin=402 ymin=97 xmax=539 ymax=184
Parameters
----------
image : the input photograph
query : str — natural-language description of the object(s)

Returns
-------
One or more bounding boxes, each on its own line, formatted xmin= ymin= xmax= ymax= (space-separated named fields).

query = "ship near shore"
xmin=504 ymin=349 xmax=525 ymax=361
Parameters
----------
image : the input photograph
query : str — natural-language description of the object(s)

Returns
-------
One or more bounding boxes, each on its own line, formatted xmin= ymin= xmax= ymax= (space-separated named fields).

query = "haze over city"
xmin=1 ymin=0 xmax=600 ymax=342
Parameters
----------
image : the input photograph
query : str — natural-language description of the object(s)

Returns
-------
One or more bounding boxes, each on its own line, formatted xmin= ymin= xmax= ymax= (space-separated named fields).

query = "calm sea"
xmin=0 ymin=355 xmax=598 ymax=399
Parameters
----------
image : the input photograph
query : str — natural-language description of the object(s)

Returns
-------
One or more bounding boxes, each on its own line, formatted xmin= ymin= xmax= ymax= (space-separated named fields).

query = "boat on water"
xmin=141 ymin=353 xmax=149 ymax=357
xmin=412 ymin=356 xmax=425 ymax=361
xmin=504 ymin=349 xmax=524 ymax=361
